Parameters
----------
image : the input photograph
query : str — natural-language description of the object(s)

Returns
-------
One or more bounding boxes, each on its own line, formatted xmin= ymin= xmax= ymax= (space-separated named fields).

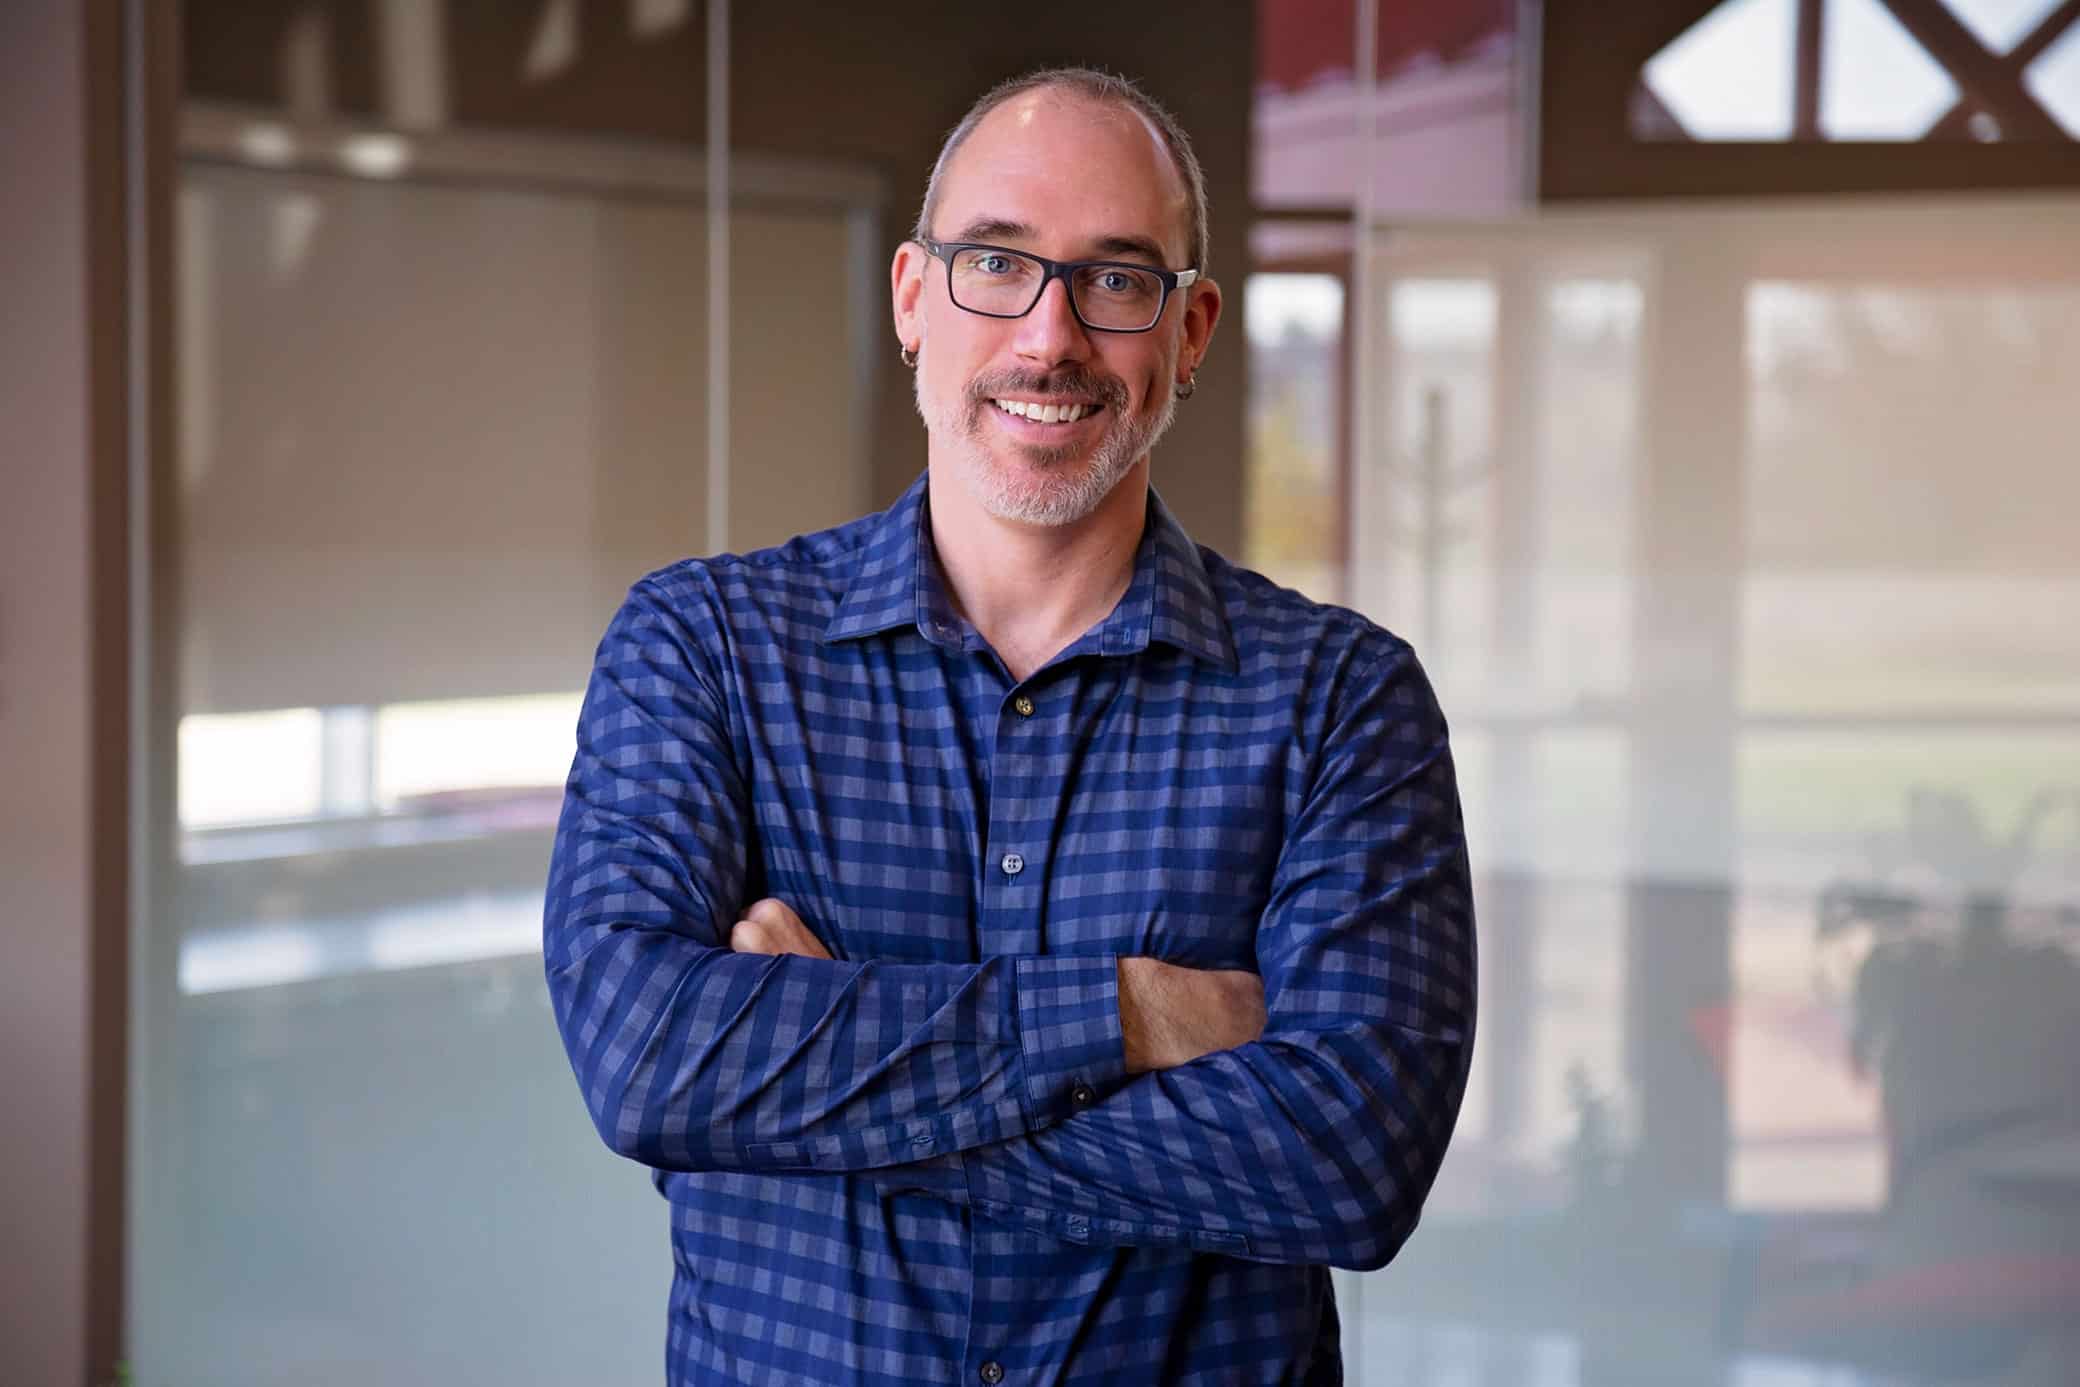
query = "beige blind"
xmin=177 ymin=162 xmax=867 ymax=714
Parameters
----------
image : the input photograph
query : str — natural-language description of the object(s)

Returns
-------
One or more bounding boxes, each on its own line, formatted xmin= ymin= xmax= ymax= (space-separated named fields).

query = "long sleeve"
xmin=543 ymin=581 xmax=1126 ymax=1175
xmin=882 ymin=645 xmax=1476 ymax=1271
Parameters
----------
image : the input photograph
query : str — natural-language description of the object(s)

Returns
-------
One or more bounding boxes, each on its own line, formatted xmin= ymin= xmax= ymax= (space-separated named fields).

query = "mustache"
xmin=964 ymin=366 xmax=1129 ymax=412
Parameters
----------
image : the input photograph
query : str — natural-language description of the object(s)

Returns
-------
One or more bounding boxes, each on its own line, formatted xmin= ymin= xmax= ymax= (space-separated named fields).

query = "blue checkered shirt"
xmin=544 ymin=475 xmax=1475 ymax=1386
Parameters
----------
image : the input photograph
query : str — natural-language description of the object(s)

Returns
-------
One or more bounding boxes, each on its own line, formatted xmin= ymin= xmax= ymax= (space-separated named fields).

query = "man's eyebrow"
xmin=948 ymin=217 xmax=1034 ymax=244
xmin=944 ymin=218 xmax=1176 ymax=267
xmin=1090 ymin=234 xmax=1171 ymax=266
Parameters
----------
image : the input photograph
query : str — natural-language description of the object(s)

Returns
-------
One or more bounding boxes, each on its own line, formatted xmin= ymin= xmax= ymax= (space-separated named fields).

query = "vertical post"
xmin=126 ymin=0 xmax=179 ymax=1374
xmin=1608 ymin=230 xmax=1744 ymax=1374
xmin=1794 ymin=0 xmax=1824 ymax=140
xmin=374 ymin=0 xmax=448 ymax=130
xmin=1346 ymin=0 xmax=1379 ymax=621
xmin=1484 ymin=259 xmax=1543 ymax=1156
xmin=705 ymin=0 xmax=729 ymax=556
xmin=1418 ymin=385 xmax=1448 ymax=654
xmin=1342 ymin=2 xmax=1379 ymax=1360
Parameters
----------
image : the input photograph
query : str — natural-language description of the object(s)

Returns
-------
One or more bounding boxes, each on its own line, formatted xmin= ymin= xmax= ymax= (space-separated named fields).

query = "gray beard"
xmin=915 ymin=370 xmax=1177 ymax=528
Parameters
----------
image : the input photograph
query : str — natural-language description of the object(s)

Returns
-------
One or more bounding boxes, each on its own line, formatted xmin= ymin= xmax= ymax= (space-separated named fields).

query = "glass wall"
xmin=1340 ymin=196 xmax=2080 ymax=1386
xmin=131 ymin=79 xmax=880 ymax=1387
xmin=134 ymin=6 xmax=1258 ymax=1385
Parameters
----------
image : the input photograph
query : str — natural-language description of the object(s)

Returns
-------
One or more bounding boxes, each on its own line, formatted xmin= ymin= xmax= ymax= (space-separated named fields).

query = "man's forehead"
xmin=937 ymin=89 xmax=1189 ymax=257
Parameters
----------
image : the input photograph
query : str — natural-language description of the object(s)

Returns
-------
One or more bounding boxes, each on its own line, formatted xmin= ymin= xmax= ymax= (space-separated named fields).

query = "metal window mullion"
xmin=705 ymin=0 xmax=730 ymax=557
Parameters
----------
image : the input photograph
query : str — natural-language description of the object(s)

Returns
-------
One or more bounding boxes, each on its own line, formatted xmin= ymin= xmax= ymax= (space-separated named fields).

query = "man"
xmin=544 ymin=67 xmax=1474 ymax=1387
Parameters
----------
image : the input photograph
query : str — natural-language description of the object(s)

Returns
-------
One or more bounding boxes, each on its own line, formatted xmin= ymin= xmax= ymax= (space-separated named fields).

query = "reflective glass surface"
xmin=131 ymin=131 xmax=875 ymax=1386
xmin=1334 ymin=196 xmax=2080 ymax=1387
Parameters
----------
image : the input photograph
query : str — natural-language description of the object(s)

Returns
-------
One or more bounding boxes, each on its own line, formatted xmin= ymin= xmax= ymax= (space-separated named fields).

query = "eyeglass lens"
xmin=947 ymin=247 xmax=1165 ymax=330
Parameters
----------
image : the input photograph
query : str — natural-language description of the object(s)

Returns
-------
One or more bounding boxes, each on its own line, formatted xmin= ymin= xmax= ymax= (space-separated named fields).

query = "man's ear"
xmin=1177 ymin=274 xmax=1222 ymax=383
xmin=891 ymin=239 xmax=927 ymax=354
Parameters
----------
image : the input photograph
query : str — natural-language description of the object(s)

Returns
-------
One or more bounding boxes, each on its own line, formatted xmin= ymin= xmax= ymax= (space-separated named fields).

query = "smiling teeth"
xmin=994 ymin=399 xmax=1094 ymax=423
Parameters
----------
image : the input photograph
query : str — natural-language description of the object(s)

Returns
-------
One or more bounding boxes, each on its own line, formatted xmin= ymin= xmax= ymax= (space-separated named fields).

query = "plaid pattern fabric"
xmin=544 ymin=475 xmax=1476 ymax=1386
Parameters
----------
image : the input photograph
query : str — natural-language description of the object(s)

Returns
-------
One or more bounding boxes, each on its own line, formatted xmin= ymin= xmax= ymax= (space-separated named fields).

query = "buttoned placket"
xmin=939 ymin=593 xmax=1146 ymax=1385
xmin=975 ymin=676 xmax=1054 ymax=956
xmin=968 ymin=670 xmax=1074 ymax=1386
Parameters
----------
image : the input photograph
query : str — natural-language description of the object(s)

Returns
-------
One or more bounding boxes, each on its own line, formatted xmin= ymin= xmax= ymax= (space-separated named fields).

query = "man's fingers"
xmin=744 ymin=897 xmax=805 ymax=931
xmin=730 ymin=899 xmax=831 ymax=959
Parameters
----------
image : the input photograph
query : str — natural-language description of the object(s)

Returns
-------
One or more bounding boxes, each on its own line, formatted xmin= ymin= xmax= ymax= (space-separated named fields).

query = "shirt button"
xmin=1000 ymin=852 xmax=1024 ymax=877
xmin=979 ymin=1362 xmax=1005 ymax=1385
xmin=1071 ymin=1083 xmax=1095 ymax=1106
xmin=1012 ymin=694 xmax=1035 ymax=717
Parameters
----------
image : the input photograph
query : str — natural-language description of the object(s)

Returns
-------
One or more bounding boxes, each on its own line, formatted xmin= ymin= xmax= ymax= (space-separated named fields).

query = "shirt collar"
xmin=824 ymin=473 xmax=1238 ymax=672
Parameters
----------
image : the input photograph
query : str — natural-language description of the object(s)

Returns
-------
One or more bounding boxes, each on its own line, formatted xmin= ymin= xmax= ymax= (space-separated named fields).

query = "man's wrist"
xmin=1117 ymin=956 xmax=1165 ymax=1073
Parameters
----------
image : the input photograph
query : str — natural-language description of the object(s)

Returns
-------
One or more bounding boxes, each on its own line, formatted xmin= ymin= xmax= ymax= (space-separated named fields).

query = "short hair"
xmin=912 ymin=66 xmax=1211 ymax=273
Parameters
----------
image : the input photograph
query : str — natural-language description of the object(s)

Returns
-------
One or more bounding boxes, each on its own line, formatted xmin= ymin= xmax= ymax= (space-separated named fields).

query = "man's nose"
xmin=1011 ymin=273 xmax=1092 ymax=365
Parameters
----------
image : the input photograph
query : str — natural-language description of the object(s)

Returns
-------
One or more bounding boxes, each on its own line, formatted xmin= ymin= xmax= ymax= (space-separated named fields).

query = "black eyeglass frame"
xmin=914 ymin=236 xmax=1201 ymax=334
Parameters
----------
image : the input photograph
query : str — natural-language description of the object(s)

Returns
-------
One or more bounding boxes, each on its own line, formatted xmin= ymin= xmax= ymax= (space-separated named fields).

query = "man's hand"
xmin=1117 ymin=957 xmax=1266 ymax=1073
xmin=729 ymin=897 xmax=832 ymax=959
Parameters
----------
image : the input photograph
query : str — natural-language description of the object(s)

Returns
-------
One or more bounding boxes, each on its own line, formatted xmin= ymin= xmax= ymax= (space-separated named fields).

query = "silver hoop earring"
xmin=1175 ymin=370 xmax=1196 ymax=400
xmin=900 ymin=344 xmax=918 ymax=369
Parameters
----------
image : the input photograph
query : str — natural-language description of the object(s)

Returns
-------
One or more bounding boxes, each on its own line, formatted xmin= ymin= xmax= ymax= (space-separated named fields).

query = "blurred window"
xmin=1244 ymin=272 xmax=1345 ymax=601
xmin=1637 ymin=0 xmax=2080 ymax=142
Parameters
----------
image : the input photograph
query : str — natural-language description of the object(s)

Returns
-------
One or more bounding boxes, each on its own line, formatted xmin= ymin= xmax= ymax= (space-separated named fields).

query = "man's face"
xmin=894 ymin=92 xmax=1219 ymax=529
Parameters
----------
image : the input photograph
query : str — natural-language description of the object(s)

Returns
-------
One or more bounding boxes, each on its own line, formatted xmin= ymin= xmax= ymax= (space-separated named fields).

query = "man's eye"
xmin=975 ymin=254 xmax=1014 ymax=275
xmin=1096 ymin=271 xmax=1135 ymax=293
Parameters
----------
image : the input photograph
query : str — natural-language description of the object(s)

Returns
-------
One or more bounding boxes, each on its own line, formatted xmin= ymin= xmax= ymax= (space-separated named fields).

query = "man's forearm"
xmin=548 ymin=922 xmax=1128 ymax=1175
xmin=730 ymin=898 xmax=1269 ymax=1074
xmin=947 ymin=1015 xmax=1467 ymax=1269
xmin=1115 ymin=956 xmax=1266 ymax=1071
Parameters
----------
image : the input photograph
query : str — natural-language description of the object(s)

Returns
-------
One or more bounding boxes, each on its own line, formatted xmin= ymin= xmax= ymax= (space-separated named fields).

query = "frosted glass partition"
xmin=131 ymin=122 xmax=879 ymax=1386
xmin=1342 ymin=197 xmax=2080 ymax=1387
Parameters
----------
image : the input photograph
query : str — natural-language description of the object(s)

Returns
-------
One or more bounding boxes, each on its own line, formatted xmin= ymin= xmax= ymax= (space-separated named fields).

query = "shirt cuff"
xmin=1012 ymin=953 xmax=1127 ymax=1129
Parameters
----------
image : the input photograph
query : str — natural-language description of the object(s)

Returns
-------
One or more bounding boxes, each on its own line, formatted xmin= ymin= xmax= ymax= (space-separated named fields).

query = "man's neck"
xmin=926 ymin=459 xmax=1149 ymax=684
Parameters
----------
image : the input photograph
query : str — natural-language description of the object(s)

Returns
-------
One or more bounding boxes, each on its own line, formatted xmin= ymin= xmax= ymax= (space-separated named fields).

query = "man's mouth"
xmin=990 ymin=398 xmax=1104 ymax=424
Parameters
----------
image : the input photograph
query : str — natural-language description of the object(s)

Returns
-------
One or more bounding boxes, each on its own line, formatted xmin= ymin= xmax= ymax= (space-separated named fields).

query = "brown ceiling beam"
xmin=2007 ymin=0 xmax=2080 ymax=64
xmin=1924 ymin=0 xmax=2080 ymax=139
xmin=1636 ymin=0 xmax=1737 ymax=62
xmin=1876 ymin=0 xmax=2068 ymax=139
xmin=1630 ymin=80 xmax=1692 ymax=139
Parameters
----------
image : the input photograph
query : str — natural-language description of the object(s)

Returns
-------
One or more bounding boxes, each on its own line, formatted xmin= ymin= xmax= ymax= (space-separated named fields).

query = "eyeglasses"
xmin=915 ymin=237 xmax=1199 ymax=334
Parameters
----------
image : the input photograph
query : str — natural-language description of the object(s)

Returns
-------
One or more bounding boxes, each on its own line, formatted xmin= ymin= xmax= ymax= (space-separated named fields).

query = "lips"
xmin=969 ymin=368 xmax=1127 ymax=433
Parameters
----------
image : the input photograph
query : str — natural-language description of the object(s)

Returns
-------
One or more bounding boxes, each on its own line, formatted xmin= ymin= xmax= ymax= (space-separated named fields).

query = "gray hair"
xmin=912 ymin=66 xmax=1210 ymax=273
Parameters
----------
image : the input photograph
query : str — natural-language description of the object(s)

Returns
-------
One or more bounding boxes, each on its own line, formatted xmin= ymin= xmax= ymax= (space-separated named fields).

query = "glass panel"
xmin=1820 ymin=0 xmax=1961 ymax=140
xmin=1361 ymin=275 xmax=1498 ymax=677
xmin=1348 ymin=198 xmax=2080 ymax=1385
xmin=372 ymin=693 xmax=582 ymax=812
xmin=177 ymin=708 xmax=324 ymax=828
xmin=1642 ymin=0 xmax=1798 ymax=140
xmin=2028 ymin=21 xmax=2080 ymax=135
xmin=1949 ymin=0 xmax=2061 ymax=54
xmin=1253 ymin=0 xmax=1524 ymax=215
xmin=1244 ymin=271 xmax=1345 ymax=601
xmin=134 ymin=125 xmax=874 ymax=1387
